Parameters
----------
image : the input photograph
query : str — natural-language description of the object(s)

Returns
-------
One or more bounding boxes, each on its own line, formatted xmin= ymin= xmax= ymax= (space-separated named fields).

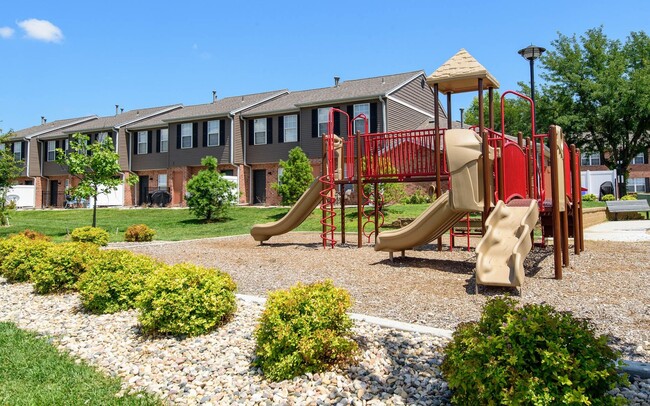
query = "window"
xmin=277 ymin=167 xmax=284 ymax=185
xmin=581 ymin=152 xmax=600 ymax=166
xmin=632 ymin=152 xmax=645 ymax=165
xmin=284 ymin=115 xmax=298 ymax=142
xmin=63 ymin=139 xmax=69 ymax=153
xmin=317 ymin=108 xmax=329 ymax=137
xmin=0 ymin=144 xmax=5 ymax=151
xmin=207 ymin=120 xmax=220 ymax=146
xmin=137 ymin=131 xmax=148 ymax=154
xmin=47 ymin=140 xmax=56 ymax=161
xmin=627 ymin=178 xmax=646 ymax=193
xmin=353 ymin=103 xmax=370 ymax=134
xmin=160 ymin=128 xmax=168 ymax=152
xmin=221 ymin=169 xmax=234 ymax=176
xmin=254 ymin=119 xmax=267 ymax=145
xmin=181 ymin=123 xmax=192 ymax=149
xmin=97 ymin=132 xmax=108 ymax=143
xmin=157 ymin=174 xmax=168 ymax=191
xmin=13 ymin=142 xmax=22 ymax=161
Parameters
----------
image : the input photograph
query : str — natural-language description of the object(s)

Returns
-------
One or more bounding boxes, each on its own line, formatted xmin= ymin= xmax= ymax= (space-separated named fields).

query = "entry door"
xmin=253 ymin=170 xmax=266 ymax=204
xmin=50 ymin=180 xmax=59 ymax=207
xmin=138 ymin=176 xmax=149 ymax=205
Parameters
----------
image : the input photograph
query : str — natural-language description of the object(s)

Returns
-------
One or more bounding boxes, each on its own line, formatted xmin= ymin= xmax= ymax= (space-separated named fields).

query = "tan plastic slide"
xmin=475 ymin=199 xmax=539 ymax=287
xmin=374 ymin=192 xmax=467 ymax=252
xmin=250 ymin=180 xmax=323 ymax=242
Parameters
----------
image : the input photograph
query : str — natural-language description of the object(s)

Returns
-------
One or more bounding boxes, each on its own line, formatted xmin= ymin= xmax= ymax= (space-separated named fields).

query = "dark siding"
xmin=390 ymin=74 xmax=437 ymax=117
xmin=168 ymin=119 xmax=231 ymax=167
xmin=247 ymin=114 xmax=299 ymax=164
xmin=386 ymin=99 xmax=430 ymax=131
xmin=28 ymin=138 xmax=40 ymax=177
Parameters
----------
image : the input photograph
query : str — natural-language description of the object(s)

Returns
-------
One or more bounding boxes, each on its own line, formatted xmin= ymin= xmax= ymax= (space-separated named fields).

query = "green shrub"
xmin=253 ymin=280 xmax=358 ymax=381
xmin=70 ymin=226 xmax=110 ymax=246
xmin=0 ymin=239 xmax=54 ymax=282
xmin=76 ymin=250 xmax=160 ymax=314
xmin=401 ymin=189 xmax=432 ymax=205
xmin=136 ymin=263 xmax=237 ymax=336
xmin=124 ymin=224 xmax=156 ymax=242
xmin=621 ymin=194 xmax=637 ymax=201
xmin=582 ymin=193 xmax=598 ymax=202
xmin=31 ymin=243 xmax=100 ymax=294
xmin=0 ymin=235 xmax=31 ymax=266
xmin=601 ymin=194 xmax=616 ymax=201
xmin=441 ymin=297 xmax=628 ymax=405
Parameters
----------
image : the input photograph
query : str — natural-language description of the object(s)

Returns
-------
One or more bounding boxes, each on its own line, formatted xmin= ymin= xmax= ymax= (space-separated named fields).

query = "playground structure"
xmin=250 ymin=49 xmax=585 ymax=290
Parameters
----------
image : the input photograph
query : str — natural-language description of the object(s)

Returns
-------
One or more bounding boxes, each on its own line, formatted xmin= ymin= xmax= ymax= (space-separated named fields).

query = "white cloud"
xmin=0 ymin=27 xmax=14 ymax=39
xmin=17 ymin=19 xmax=63 ymax=43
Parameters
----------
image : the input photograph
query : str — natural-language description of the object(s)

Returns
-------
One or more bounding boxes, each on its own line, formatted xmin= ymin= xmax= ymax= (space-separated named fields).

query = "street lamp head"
xmin=518 ymin=45 xmax=546 ymax=61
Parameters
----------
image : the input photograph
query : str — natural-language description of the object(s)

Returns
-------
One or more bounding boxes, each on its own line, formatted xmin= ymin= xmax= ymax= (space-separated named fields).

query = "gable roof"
xmin=145 ymin=90 xmax=289 ymax=126
xmin=8 ymin=116 xmax=98 ymax=141
xmin=62 ymin=104 xmax=182 ymax=134
xmin=426 ymin=49 xmax=500 ymax=94
xmin=243 ymin=71 xmax=425 ymax=117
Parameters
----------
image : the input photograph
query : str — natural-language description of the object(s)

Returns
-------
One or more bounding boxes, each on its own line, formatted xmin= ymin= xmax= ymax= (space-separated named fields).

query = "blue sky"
xmin=1 ymin=0 xmax=649 ymax=132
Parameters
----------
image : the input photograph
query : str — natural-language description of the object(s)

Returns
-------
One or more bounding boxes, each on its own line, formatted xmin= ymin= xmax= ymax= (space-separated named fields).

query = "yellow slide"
xmin=250 ymin=180 xmax=323 ymax=242
xmin=374 ymin=192 xmax=468 ymax=253
xmin=475 ymin=199 xmax=539 ymax=287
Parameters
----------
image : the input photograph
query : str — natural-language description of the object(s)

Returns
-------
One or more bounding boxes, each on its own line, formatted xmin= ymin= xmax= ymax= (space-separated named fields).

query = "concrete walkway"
xmin=583 ymin=220 xmax=650 ymax=242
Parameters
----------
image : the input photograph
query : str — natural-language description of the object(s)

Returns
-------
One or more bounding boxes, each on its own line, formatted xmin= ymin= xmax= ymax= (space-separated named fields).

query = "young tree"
xmin=56 ymin=133 xmax=137 ymax=227
xmin=272 ymin=147 xmax=314 ymax=205
xmin=540 ymin=27 xmax=650 ymax=196
xmin=0 ymin=130 xmax=24 ymax=225
xmin=186 ymin=156 xmax=237 ymax=222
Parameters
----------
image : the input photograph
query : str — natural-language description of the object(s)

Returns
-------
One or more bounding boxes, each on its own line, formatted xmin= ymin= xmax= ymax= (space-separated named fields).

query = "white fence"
xmin=581 ymin=170 xmax=617 ymax=198
xmin=6 ymin=185 xmax=36 ymax=208
xmin=88 ymin=185 xmax=125 ymax=207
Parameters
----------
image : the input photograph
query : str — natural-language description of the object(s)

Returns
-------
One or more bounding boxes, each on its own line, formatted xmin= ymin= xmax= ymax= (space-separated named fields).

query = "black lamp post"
xmin=518 ymin=44 xmax=546 ymax=133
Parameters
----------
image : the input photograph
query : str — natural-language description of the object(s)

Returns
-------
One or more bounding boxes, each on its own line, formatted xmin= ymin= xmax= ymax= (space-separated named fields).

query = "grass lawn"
xmin=0 ymin=204 xmax=433 ymax=242
xmin=0 ymin=322 xmax=159 ymax=405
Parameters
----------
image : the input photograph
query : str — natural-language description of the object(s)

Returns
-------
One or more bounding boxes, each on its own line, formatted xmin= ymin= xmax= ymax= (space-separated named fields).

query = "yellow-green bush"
xmin=70 ymin=226 xmax=110 ymax=246
xmin=582 ymin=193 xmax=598 ymax=202
xmin=124 ymin=224 xmax=155 ymax=242
xmin=253 ymin=280 xmax=358 ymax=381
xmin=441 ymin=297 xmax=627 ymax=405
xmin=0 ymin=238 xmax=55 ymax=282
xmin=0 ymin=235 xmax=31 ymax=266
xmin=601 ymin=194 xmax=616 ymax=201
xmin=136 ymin=263 xmax=237 ymax=336
xmin=31 ymin=242 xmax=100 ymax=294
xmin=76 ymin=250 xmax=160 ymax=314
xmin=621 ymin=194 xmax=637 ymax=201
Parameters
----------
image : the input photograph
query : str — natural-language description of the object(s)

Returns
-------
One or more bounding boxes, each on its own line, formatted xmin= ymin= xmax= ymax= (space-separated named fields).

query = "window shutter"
xmin=147 ymin=131 xmax=153 ymax=154
xmin=202 ymin=121 xmax=208 ymax=147
xmin=644 ymin=150 xmax=648 ymax=164
xmin=110 ymin=131 xmax=116 ymax=147
xmin=267 ymin=117 xmax=273 ymax=145
xmin=21 ymin=141 xmax=26 ymax=160
xmin=248 ymin=119 xmax=254 ymax=145
xmin=133 ymin=133 xmax=138 ymax=155
xmin=370 ymin=102 xmax=378 ymax=133
xmin=192 ymin=123 xmax=198 ymax=148
xmin=334 ymin=106 xmax=341 ymax=136
xmin=219 ymin=120 xmax=226 ymax=146
xmin=176 ymin=124 xmax=182 ymax=149
xmin=311 ymin=109 xmax=318 ymax=138
xmin=278 ymin=116 xmax=284 ymax=143
xmin=297 ymin=114 xmax=300 ymax=141
xmin=155 ymin=129 xmax=161 ymax=153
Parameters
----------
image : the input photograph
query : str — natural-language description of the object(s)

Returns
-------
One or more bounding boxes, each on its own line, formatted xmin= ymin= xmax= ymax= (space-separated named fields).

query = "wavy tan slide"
xmin=475 ymin=199 xmax=539 ymax=287
xmin=374 ymin=192 xmax=468 ymax=253
xmin=250 ymin=180 xmax=323 ymax=242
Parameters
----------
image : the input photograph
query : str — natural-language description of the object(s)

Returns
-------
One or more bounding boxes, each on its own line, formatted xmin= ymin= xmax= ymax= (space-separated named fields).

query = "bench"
xmin=605 ymin=200 xmax=650 ymax=221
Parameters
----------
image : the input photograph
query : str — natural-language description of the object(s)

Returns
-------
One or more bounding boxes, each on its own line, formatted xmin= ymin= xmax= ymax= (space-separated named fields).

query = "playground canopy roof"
xmin=426 ymin=48 xmax=500 ymax=94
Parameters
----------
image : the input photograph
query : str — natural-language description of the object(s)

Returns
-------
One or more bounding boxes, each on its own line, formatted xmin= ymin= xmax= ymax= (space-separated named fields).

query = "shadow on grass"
xmin=179 ymin=216 xmax=235 ymax=225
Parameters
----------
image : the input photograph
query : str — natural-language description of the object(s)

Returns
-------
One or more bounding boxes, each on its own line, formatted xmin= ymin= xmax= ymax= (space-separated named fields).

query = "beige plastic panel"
xmin=475 ymin=199 xmax=539 ymax=287
xmin=553 ymin=129 xmax=566 ymax=211
xmin=444 ymin=129 xmax=494 ymax=212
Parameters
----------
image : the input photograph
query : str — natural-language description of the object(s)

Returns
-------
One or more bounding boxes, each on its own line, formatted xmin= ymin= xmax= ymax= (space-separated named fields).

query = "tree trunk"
xmin=92 ymin=186 xmax=98 ymax=227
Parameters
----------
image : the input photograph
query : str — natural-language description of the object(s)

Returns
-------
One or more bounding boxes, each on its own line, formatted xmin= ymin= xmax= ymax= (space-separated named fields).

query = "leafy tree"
xmin=540 ymin=27 xmax=650 ymax=196
xmin=56 ymin=133 xmax=137 ymax=227
xmin=186 ymin=156 xmax=237 ymax=221
xmin=0 ymin=130 xmax=25 ymax=225
xmin=272 ymin=147 xmax=314 ymax=205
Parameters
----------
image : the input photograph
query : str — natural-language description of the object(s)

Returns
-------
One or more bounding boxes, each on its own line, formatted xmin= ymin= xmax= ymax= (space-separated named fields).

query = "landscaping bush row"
xmin=0 ymin=231 xmax=628 ymax=401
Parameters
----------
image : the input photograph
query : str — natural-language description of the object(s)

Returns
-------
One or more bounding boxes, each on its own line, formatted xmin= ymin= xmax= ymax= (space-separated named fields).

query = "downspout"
xmin=379 ymin=96 xmax=387 ymax=132
xmin=39 ymin=140 xmax=50 ymax=208
xmin=25 ymin=139 xmax=38 ymax=206
xmin=240 ymin=115 xmax=253 ymax=205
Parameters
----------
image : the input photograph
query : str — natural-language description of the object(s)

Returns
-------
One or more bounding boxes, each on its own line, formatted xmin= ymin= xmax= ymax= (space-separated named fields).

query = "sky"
xmin=1 ymin=0 xmax=649 ymax=132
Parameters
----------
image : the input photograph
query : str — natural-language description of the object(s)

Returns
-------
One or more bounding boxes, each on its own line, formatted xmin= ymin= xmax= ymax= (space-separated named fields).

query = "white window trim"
xmin=581 ymin=152 xmax=600 ymax=166
xmin=207 ymin=120 xmax=220 ymax=147
xmin=157 ymin=174 xmax=168 ymax=191
xmin=632 ymin=152 xmax=645 ymax=165
xmin=353 ymin=103 xmax=370 ymax=134
xmin=181 ymin=123 xmax=193 ymax=149
xmin=284 ymin=115 xmax=298 ymax=143
xmin=97 ymin=131 xmax=108 ymax=143
xmin=47 ymin=140 xmax=56 ymax=161
xmin=254 ymin=119 xmax=267 ymax=145
xmin=626 ymin=178 xmax=646 ymax=193
xmin=160 ymin=128 xmax=168 ymax=153
xmin=137 ymin=131 xmax=148 ymax=155
xmin=317 ymin=108 xmax=329 ymax=138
